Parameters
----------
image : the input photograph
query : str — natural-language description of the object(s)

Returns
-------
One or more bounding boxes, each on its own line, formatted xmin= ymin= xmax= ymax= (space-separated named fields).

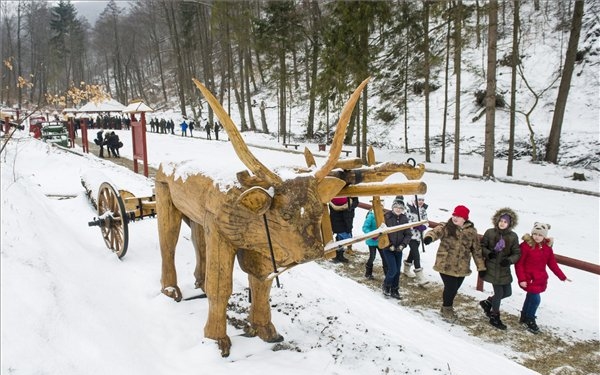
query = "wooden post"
xmin=81 ymin=118 xmax=89 ymax=153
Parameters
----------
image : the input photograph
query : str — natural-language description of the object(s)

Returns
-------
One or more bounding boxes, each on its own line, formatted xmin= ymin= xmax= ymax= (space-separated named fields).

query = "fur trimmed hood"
xmin=492 ymin=207 xmax=518 ymax=231
xmin=521 ymin=233 xmax=554 ymax=247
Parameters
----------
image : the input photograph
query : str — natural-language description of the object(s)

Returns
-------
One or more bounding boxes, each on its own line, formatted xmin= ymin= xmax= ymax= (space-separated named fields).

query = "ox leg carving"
xmin=246 ymin=274 xmax=284 ymax=343
xmin=190 ymin=221 xmax=206 ymax=291
xmin=203 ymin=224 xmax=236 ymax=357
xmin=156 ymin=180 xmax=183 ymax=302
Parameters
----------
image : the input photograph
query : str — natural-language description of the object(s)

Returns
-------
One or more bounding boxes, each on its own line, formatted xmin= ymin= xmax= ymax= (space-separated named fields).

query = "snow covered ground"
xmin=1 ymin=129 xmax=597 ymax=375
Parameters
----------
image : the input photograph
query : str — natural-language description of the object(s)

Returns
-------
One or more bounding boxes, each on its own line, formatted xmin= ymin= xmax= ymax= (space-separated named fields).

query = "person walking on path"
xmin=381 ymin=199 xmax=412 ymax=300
xmin=515 ymin=222 xmax=571 ymax=334
xmin=422 ymin=205 xmax=486 ymax=321
xmin=205 ymin=122 xmax=212 ymax=140
xmin=479 ymin=208 xmax=521 ymax=330
xmin=362 ymin=209 xmax=388 ymax=280
xmin=180 ymin=119 xmax=188 ymax=137
xmin=404 ymin=195 xmax=429 ymax=287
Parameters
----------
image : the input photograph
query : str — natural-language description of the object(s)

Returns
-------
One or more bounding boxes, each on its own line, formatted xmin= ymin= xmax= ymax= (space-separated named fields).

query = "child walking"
xmin=381 ymin=199 xmax=412 ymax=299
xmin=479 ymin=208 xmax=521 ymax=330
xmin=404 ymin=195 xmax=429 ymax=287
xmin=515 ymin=222 xmax=571 ymax=334
xmin=362 ymin=209 xmax=388 ymax=280
xmin=423 ymin=205 xmax=486 ymax=320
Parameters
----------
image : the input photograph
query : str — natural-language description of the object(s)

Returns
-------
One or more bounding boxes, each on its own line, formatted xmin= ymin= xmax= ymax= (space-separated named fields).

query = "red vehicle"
xmin=29 ymin=116 xmax=46 ymax=139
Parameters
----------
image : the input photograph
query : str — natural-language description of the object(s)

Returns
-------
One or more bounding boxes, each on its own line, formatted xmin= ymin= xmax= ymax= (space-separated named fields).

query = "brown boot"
xmin=440 ymin=306 xmax=457 ymax=321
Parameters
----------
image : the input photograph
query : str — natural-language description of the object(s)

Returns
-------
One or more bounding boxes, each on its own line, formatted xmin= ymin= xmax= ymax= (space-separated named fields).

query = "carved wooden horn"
xmin=314 ymin=77 xmax=370 ymax=181
xmin=192 ymin=78 xmax=282 ymax=185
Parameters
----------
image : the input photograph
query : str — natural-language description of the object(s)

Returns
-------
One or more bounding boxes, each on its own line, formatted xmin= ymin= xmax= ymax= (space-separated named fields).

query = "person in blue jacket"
xmin=362 ymin=209 xmax=388 ymax=280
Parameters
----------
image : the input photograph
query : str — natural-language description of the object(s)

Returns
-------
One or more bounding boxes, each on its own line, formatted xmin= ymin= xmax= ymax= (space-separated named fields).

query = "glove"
xmin=500 ymin=258 xmax=511 ymax=267
xmin=423 ymin=237 xmax=433 ymax=245
xmin=487 ymin=252 xmax=497 ymax=260
xmin=478 ymin=270 xmax=486 ymax=278
xmin=416 ymin=225 xmax=427 ymax=232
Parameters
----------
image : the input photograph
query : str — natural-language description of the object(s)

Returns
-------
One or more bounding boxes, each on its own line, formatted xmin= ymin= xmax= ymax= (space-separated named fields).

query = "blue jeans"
xmin=522 ymin=292 xmax=541 ymax=319
xmin=382 ymin=249 xmax=403 ymax=289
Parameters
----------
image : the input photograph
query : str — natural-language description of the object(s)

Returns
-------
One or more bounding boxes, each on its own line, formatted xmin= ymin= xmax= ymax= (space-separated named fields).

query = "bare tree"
xmin=507 ymin=0 xmax=519 ymax=176
xmin=482 ymin=0 xmax=498 ymax=179
xmin=453 ymin=0 xmax=462 ymax=180
xmin=545 ymin=0 xmax=584 ymax=163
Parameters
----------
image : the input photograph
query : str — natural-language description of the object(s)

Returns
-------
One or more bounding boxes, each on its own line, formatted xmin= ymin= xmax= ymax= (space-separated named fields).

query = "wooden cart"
xmin=88 ymin=182 xmax=156 ymax=258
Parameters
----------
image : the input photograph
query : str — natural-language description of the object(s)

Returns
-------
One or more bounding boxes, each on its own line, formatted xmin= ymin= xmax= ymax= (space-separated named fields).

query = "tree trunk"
xmin=545 ymin=0 xmax=584 ymax=163
xmin=361 ymin=85 xmax=368 ymax=162
xmin=278 ymin=50 xmax=287 ymax=143
xmin=507 ymin=0 xmax=519 ymax=176
xmin=483 ymin=0 xmax=498 ymax=179
xmin=453 ymin=0 xmax=463 ymax=180
xmin=403 ymin=28 xmax=409 ymax=153
xmin=424 ymin=0 xmax=431 ymax=162
xmin=442 ymin=2 xmax=452 ymax=164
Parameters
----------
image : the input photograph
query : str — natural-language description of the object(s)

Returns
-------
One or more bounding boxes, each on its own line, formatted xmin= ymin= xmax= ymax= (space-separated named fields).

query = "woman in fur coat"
xmin=515 ymin=222 xmax=571 ymax=334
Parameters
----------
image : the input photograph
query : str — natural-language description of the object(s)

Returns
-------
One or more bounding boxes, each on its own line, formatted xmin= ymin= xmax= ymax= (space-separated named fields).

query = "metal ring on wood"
xmin=97 ymin=182 xmax=129 ymax=258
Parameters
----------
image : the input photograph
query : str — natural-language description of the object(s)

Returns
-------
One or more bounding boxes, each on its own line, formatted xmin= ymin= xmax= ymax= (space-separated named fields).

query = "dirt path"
xmin=76 ymin=137 xmax=159 ymax=179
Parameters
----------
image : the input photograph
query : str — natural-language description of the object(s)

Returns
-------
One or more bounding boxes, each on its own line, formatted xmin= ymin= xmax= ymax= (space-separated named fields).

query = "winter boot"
xmin=333 ymin=250 xmax=349 ymax=263
xmin=414 ymin=268 xmax=430 ymax=287
xmin=390 ymin=288 xmax=402 ymax=300
xmin=365 ymin=265 xmax=374 ymax=280
xmin=519 ymin=311 xmax=526 ymax=324
xmin=489 ymin=311 xmax=507 ymax=330
xmin=524 ymin=317 xmax=540 ymax=334
xmin=479 ymin=298 xmax=492 ymax=317
xmin=402 ymin=261 xmax=416 ymax=278
xmin=382 ymin=284 xmax=391 ymax=297
xmin=440 ymin=306 xmax=457 ymax=321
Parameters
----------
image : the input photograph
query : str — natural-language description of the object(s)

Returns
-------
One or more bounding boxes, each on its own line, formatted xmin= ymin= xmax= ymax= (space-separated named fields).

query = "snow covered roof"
xmin=122 ymin=101 xmax=154 ymax=113
xmin=77 ymin=98 xmax=126 ymax=113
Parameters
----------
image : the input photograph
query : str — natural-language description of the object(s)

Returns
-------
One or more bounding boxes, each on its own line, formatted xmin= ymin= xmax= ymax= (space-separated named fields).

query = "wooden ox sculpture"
xmin=156 ymin=78 xmax=370 ymax=357
xmin=156 ymin=77 xmax=427 ymax=357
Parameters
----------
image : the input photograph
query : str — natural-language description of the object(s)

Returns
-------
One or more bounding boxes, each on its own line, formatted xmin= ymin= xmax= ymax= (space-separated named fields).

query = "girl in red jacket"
xmin=515 ymin=222 xmax=571 ymax=334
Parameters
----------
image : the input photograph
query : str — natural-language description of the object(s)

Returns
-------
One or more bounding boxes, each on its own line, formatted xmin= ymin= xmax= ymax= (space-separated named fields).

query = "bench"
xmin=341 ymin=149 xmax=352 ymax=157
xmin=283 ymin=143 xmax=300 ymax=150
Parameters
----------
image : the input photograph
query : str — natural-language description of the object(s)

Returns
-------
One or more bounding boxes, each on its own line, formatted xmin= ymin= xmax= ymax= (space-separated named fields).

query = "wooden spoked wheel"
xmin=97 ymin=182 xmax=129 ymax=258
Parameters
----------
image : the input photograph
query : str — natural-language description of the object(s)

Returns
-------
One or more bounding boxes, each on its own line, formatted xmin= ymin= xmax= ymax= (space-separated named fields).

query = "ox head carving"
xmin=192 ymin=78 xmax=369 ymax=263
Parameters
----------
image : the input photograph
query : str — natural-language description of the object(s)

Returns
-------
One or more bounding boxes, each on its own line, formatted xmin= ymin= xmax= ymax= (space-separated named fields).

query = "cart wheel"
xmin=97 ymin=182 xmax=129 ymax=258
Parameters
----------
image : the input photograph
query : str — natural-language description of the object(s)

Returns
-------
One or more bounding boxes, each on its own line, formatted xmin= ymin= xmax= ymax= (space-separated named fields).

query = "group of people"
xmin=148 ymin=118 xmax=177 ymax=134
xmin=94 ymin=130 xmax=122 ymax=158
xmin=328 ymin=195 xmax=570 ymax=335
xmin=203 ymin=121 xmax=222 ymax=140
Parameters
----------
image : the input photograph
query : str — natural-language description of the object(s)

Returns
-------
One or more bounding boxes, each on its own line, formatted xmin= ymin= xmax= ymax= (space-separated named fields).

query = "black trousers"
xmin=440 ymin=273 xmax=465 ymax=307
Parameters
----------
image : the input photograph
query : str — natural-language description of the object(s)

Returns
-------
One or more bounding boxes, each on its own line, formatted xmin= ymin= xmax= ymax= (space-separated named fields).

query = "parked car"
xmin=41 ymin=121 xmax=69 ymax=147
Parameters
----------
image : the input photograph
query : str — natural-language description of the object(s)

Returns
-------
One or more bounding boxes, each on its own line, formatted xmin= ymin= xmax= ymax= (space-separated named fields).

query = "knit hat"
xmin=531 ymin=222 xmax=551 ymax=237
xmin=392 ymin=200 xmax=405 ymax=210
xmin=330 ymin=197 xmax=349 ymax=211
xmin=452 ymin=205 xmax=470 ymax=221
xmin=499 ymin=214 xmax=511 ymax=225
xmin=331 ymin=197 xmax=348 ymax=206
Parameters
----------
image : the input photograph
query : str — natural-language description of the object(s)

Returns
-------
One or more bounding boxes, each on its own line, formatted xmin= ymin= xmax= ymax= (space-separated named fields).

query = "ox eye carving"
xmin=281 ymin=211 xmax=293 ymax=221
